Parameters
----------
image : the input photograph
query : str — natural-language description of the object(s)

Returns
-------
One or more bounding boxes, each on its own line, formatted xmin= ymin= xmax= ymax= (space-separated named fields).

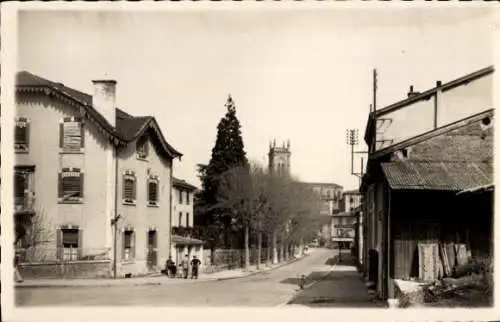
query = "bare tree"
xmin=216 ymin=165 xmax=257 ymax=270
xmin=16 ymin=207 xmax=54 ymax=262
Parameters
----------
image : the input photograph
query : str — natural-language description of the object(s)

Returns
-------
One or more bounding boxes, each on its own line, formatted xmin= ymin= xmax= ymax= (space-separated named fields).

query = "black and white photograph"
xmin=1 ymin=2 xmax=498 ymax=321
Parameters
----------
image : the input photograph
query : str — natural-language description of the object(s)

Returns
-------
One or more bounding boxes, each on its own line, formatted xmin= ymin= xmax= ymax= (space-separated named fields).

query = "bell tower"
xmin=268 ymin=139 xmax=291 ymax=176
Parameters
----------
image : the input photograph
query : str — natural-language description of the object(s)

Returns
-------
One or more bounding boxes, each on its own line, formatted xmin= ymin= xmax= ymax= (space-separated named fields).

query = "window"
xmin=186 ymin=191 xmax=190 ymax=205
xmin=179 ymin=190 xmax=183 ymax=204
xmin=178 ymin=212 xmax=182 ymax=227
xmin=186 ymin=213 xmax=190 ymax=227
xmin=58 ymin=168 xmax=84 ymax=203
xmin=136 ymin=136 xmax=149 ymax=159
xmin=60 ymin=117 xmax=84 ymax=153
xmin=14 ymin=171 xmax=27 ymax=206
xmin=123 ymin=230 xmax=135 ymax=261
xmin=123 ymin=170 xmax=136 ymax=205
xmin=57 ymin=227 xmax=81 ymax=261
xmin=15 ymin=117 xmax=30 ymax=153
xmin=147 ymin=175 xmax=159 ymax=206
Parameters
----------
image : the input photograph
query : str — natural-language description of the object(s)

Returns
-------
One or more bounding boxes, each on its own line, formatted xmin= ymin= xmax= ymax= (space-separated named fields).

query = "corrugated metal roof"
xmin=381 ymin=161 xmax=492 ymax=191
xmin=457 ymin=183 xmax=494 ymax=195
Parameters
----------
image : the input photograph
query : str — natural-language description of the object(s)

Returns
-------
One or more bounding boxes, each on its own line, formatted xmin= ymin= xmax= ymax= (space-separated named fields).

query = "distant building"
xmin=331 ymin=189 xmax=361 ymax=249
xmin=267 ymin=140 xmax=343 ymax=245
xmin=15 ymin=71 xmax=182 ymax=278
xmin=170 ymin=177 xmax=204 ymax=268
xmin=268 ymin=140 xmax=291 ymax=176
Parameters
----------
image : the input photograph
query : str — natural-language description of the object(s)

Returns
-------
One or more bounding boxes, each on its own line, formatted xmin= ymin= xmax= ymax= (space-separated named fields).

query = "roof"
xmin=301 ymin=182 xmax=343 ymax=189
xmin=16 ymin=71 xmax=182 ymax=159
xmin=371 ymin=109 xmax=494 ymax=161
xmin=456 ymin=183 xmax=494 ymax=196
xmin=381 ymin=161 xmax=492 ymax=191
xmin=364 ymin=65 xmax=494 ymax=145
xmin=172 ymin=177 xmax=198 ymax=191
xmin=343 ymin=189 xmax=361 ymax=195
xmin=171 ymin=235 xmax=204 ymax=246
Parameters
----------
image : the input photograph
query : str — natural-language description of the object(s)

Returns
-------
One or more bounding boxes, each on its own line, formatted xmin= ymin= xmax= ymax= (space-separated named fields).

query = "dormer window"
xmin=136 ymin=136 xmax=149 ymax=160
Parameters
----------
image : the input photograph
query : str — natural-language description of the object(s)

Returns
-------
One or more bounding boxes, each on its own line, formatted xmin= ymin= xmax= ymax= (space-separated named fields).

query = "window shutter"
xmin=80 ymin=121 xmax=85 ymax=148
xmin=122 ymin=231 xmax=126 ymax=260
xmin=56 ymin=229 xmax=63 ymax=260
xmin=148 ymin=181 xmax=158 ymax=203
xmin=59 ymin=122 xmax=64 ymax=148
xmin=132 ymin=232 xmax=136 ymax=259
xmin=25 ymin=122 xmax=30 ymax=146
xmin=80 ymin=172 xmax=84 ymax=198
xmin=153 ymin=232 xmax=157 ymax=249
xmin=78 ymin=230 xmax=83 ymax=259
xmin=58 ymin=172 xmax=63 ymax=198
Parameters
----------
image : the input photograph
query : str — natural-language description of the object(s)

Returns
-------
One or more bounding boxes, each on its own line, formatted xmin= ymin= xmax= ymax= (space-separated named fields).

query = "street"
xmin=16 ymin=248 xmax=376 ymax=307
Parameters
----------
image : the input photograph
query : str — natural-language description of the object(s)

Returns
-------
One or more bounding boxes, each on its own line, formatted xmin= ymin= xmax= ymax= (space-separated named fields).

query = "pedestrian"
xmin=14 ymin=250 xmax=23 ymax=283
xmin=181 ymin=255 xmax=189 ymax=279
xmin=166 ymin=256 xmax=175 ymax=278
xmin=190 ymin=255 xmax=201 ymax=279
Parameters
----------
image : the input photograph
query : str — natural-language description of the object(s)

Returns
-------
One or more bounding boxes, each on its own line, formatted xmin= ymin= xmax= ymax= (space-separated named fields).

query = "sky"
xmin=17 ymin=7 xmax=494 ymax=191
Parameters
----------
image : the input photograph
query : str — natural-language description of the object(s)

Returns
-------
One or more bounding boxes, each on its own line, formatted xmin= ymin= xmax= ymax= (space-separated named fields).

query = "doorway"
xmin=147 ymin=230 xmax=157 ymax=269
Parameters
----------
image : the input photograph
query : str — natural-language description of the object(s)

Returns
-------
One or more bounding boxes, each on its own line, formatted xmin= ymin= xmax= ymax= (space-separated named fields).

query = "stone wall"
xmin=19 ymin=260 xmax=111 ymax=279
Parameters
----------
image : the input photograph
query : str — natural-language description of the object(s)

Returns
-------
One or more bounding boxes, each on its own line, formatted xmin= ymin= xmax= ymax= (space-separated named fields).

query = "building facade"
xmin=331 ymin=189 xmax=361 ymax=249
xmin=170 ymin=177 xmax=204 ymax=270
xmin=15 ymin=71 xmax=182 ymax=278
xmin=361 ymin=66 xmax=494 ymax=304
xmin=303 ymin=182 xmax=343 ymax=245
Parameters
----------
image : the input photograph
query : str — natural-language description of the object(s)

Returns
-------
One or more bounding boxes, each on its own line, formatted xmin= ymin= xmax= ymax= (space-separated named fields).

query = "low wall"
xmin=19 ymin=260 xmax=112 ymax=279
xmin=203 ymin=248 xmax=273 ymax=271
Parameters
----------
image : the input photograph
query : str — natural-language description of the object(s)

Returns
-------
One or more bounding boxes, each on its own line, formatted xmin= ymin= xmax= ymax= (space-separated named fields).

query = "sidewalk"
xmin=287 ymin=253 xmax=385 ymax=308
xmin=16 ymin=253 xmax=309 ymax=289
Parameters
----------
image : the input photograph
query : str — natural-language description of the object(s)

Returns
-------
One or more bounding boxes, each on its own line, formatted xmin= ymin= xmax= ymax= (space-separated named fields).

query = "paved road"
xmin=16 ymin=248 xmax=337 ymax=307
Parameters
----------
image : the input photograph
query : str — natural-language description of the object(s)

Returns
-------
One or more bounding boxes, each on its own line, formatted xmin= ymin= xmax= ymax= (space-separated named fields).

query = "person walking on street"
xmin=181 ymin=255 xmax=189 ymax=279
xmin=191 ymin=255 xmax=201 ymax=279
xmin=166 ymin=256 xmax=175 ymax=278
xmin=14 ymin=250 xmax=24 ymax=283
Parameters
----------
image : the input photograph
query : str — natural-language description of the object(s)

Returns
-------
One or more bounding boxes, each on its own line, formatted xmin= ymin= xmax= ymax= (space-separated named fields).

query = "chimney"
xmin=407 ymin=85 xmax=420 ymax=98
xmin=436 ymin=80 xmax=442 ymax=87
xmin=92 ymin=79 xmax=117 ymax=127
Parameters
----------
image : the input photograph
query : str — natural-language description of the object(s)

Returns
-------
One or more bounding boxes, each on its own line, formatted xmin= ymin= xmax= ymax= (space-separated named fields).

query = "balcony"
xmin=14 ymin=193 xmax=36 ymax=215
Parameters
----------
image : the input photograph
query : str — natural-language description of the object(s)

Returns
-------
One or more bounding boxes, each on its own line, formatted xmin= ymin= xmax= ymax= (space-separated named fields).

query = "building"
xmin=331 ymin=189 xmax=362 ymax=250
xmin=170 ymin=177 xmax=204 ymax=269
xmin=300 ymin=182 xmax=343 ymax=245
xmin=361 ymin=66 xmax=494 ymax=304
xmin=268 ymin=140 xmax=291 ymax=176
xmin=15 ymin=71 xmax=182 ymax=278
xmin=267 ymin=140 xmax=343 ymax=245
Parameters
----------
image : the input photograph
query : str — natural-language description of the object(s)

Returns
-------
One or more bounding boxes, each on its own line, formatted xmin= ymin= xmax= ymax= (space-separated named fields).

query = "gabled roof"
xmin=364 ymin=65 xmax=494 ymax=145
xmin=16 ymin=71 xmax=182 ymax=159
xmin=172 ymin=177 xmax=198 ymax=191
xmin=370 ymin=109 xmax=494 ymax=161
xmin=381 ymin=161 xmax=492 ymax=191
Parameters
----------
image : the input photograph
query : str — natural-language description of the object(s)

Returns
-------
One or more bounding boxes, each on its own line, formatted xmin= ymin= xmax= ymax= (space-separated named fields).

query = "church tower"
xmin=268 ymin=139 xmax=291 ymax=176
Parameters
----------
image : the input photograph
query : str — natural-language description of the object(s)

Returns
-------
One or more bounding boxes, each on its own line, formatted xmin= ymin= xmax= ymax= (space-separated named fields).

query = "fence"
xmin=202 ymin=247 xmax=301 ymax=271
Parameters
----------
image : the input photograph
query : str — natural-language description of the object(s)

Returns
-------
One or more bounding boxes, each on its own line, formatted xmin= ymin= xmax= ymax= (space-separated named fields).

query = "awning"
xmin=381 ymin=161 xmax=492 ymax=191
xmin=171 ymin=235 xmax=204 ymax=246
xmin=331 ymin=237 xmax=354 ymax=242
xmin=456 ymin=183 xmax=494 ymax=195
